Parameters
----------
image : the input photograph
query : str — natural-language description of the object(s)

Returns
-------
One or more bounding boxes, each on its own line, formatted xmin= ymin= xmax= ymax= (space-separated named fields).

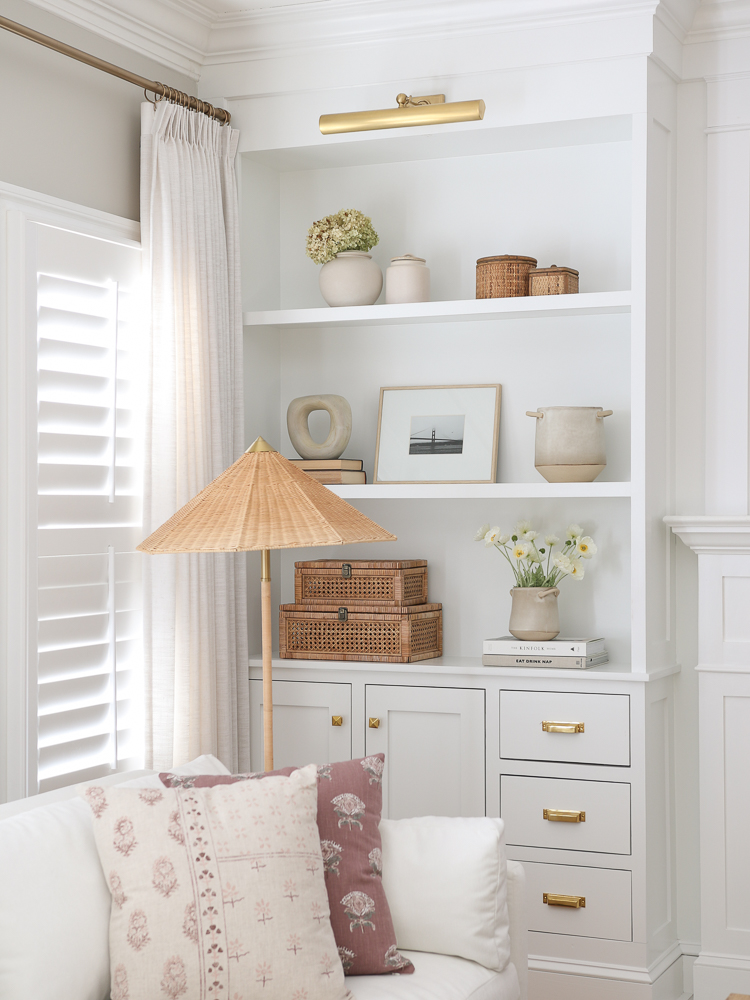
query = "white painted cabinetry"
xmin=249 ymin=678 xmax=352 ymax=769
xmin=364 ymin=684 xmax=485 ymax=819
xmin=249 ymin=658 xmax=680 ymax=1000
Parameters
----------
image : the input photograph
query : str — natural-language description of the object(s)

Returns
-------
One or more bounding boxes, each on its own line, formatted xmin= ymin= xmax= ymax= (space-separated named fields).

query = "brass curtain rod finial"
xmin=320 ymin=92 xmax=484 ymax=135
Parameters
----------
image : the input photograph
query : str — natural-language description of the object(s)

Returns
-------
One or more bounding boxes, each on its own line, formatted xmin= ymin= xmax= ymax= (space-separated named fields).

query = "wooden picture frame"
xmin=373 ymin=384 xmax=501 ymax=484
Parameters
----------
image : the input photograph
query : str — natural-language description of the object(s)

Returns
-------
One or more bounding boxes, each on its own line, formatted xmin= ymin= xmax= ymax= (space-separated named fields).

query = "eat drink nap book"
xmin=481 ymin=652 xmax=609 ymax=669
xmin=482 ymin=636 xmax=606 ymax=656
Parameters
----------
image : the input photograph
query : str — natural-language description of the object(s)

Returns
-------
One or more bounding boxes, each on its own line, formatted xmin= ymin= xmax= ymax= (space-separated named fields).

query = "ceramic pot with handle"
xmin=508 ymin=586 xmax=560 ymax=640
xmin=526 ymin=406 xmax=613 ymax=483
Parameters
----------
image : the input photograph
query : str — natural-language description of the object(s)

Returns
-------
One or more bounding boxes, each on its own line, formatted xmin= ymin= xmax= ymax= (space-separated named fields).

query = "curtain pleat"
xmin=140 ymin=102 xmax=249 ymax=772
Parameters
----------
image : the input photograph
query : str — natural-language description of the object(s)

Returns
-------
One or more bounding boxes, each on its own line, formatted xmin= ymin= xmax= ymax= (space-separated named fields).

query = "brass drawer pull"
xmin=543 ymin=893 xmax=586 ymax=908
xmin=542 ymin=721 xmax=584 ymax=734
xmin=368 ymin=717 xmax=380 ymax=729
xmin=543 ymin=808 xmax=585 ymax=823
xmin=331 ymin=716 xmax=343 ymax=727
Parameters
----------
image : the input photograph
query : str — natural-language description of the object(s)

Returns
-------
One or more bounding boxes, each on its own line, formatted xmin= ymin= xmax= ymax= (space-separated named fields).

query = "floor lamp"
xmin=137 ymin=436 xmax=396 ymax=771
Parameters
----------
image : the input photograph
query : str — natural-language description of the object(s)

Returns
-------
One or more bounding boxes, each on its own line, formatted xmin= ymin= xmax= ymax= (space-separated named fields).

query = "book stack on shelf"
xmin=289 ymin=458 xmax=366 ymax=485
xmin=482 ymin=636 xmax=608 ymax=669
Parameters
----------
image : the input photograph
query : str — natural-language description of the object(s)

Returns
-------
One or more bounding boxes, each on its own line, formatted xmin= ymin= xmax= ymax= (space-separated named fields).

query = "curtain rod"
xmin=0 ymin=14 xmax=231 ymax=124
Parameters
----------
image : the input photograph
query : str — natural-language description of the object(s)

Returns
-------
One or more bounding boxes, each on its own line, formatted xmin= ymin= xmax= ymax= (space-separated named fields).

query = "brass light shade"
xmin=319 ymin=93 xmax=486 ymax=135
xmin=138 ymin=437 xmax=396 ymax=770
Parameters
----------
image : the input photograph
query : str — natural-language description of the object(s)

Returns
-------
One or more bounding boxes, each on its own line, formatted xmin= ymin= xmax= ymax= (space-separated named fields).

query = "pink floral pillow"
xmin=160 ymin=756 xmax=414 ymax=978
xmin=86 ymin=765 xmax=352 ymax=1000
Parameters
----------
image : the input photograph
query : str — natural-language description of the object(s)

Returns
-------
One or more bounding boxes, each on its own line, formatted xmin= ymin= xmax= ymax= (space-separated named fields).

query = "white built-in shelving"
xmin=328 ymin=481 xmax=631 ymax=499
xmin=243 ymin=290 xmax=630 ymax=329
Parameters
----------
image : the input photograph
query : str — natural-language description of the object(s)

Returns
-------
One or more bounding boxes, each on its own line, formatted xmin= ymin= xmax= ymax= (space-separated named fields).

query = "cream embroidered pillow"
xmin=87 ymin=764 xmax=352 ymax=1000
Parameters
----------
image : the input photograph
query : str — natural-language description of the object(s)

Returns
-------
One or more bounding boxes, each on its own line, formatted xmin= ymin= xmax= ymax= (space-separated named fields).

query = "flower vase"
xmin=508 ymin=587 xmax=560 ymax=640
xmin=319 ymin=251 xmax=383 ymax=307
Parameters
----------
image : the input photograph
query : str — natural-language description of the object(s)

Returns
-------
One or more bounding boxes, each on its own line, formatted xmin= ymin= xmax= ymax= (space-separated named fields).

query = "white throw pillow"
xmin=379 ymin=816 xmax=511 ymax=973
xmin=0 ymin=755 xmax=232 ymax=1000
xmin=89 ymin=764 xmax=352 ymax=1000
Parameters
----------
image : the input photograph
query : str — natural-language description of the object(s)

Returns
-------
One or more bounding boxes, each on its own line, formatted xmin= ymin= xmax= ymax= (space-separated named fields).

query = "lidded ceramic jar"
xmin=385 ymin=254 xmax=430 ymax=304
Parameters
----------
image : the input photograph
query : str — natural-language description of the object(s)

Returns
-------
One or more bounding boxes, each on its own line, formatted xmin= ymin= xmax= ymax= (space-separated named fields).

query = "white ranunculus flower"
xmin=576 ymin=536 xmax=597 ymax=559
xmin=498 ymin=533 xmax=511 ymax=545
xmin=516 ymin=520 xmax=532 ymax=536
xmin=523 ymin=530 xmax=538 ymax=541
xmin=485 ymin=526 xmax=503 ymax=546
xmin=512 ymin=543 xmax=529 ymax=560
xmin=527 ymin=548 xmax=542 ymax=564
xmin=474 ymin=523 xmax=491 ymax=541
xmin=567 ymin=523 xmax=584 ymax=540
xmin=545 ymin=534 xmax=560 ymax=546
xmin=569 ymin=558 xmax=585 ymax=580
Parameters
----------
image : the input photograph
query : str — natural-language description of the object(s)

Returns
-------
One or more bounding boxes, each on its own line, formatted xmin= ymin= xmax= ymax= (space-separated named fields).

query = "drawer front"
xmin=500 ymin=690 xmax=630 ymax=765
xmin=501 ymin=775 xmax=631 ymax=854
xmin=522 ymin=861 xmax=632 ymax=940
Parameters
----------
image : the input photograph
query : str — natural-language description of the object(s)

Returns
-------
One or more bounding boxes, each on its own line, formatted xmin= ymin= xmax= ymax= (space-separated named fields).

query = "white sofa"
xmin=0 ymin=763 xmax=527 ymax=1000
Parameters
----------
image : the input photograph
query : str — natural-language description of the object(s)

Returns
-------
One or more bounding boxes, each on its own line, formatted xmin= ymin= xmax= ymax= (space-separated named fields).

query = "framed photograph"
xmin=374 ymin=384 xmax=501 ymax=484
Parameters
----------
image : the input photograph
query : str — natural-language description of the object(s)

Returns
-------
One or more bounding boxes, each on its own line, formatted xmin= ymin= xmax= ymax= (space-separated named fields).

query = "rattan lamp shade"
xmin=137 ymin=437 xmax=396 ymax=770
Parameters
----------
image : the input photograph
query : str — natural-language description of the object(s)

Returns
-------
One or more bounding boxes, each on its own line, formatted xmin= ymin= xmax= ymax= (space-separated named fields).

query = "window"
xmin=33 ymin=223 xmax=144 ymax=792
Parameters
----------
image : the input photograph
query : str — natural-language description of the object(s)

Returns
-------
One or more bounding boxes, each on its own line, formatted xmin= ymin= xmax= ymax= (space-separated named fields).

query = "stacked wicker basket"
xmin=279 ymin=559 xmax=443 ymax=663
xmin=476 ymin=255 xmax=579 ymax=298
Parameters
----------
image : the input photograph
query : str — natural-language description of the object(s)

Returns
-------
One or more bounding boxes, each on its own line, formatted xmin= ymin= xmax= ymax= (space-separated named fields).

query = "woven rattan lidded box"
xmin=529 ymin=264 xmax=580 ymax=296
xmin=476 ymin=255 xmax=537 ymax=298
xmin=294 ymin=559 xmax=428 ymax=607
xmin=279 ymin=602 xmax=442 ymax=662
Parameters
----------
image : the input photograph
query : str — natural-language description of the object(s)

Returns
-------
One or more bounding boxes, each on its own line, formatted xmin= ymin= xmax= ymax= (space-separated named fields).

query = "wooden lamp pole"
xmin=261 ymin=547 xmax=273 ymax=771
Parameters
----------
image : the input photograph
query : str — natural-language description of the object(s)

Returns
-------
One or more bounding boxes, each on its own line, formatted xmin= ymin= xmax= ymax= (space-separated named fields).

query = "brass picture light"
xmin=319 ymin=93 xmax=486 ymax=135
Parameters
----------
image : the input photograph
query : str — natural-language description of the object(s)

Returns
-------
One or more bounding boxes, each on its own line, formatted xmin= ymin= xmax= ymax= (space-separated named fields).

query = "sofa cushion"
xmin=349 ymin=950 xmax=520 ymax=1000
xmin=160 ymin=756 xmax=414 ymax=978
xmin=90 ymin=765 xmax=352 ymax=1000
xmin=380 ymin=817 xmax=511 ymax=973
xmin=0 ymin=755 xmax=231 ymax=1000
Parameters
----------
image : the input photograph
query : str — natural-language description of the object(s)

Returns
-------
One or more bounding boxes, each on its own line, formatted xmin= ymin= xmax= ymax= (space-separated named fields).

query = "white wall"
xmin=0 ymin=0 xmax=193 ymax=220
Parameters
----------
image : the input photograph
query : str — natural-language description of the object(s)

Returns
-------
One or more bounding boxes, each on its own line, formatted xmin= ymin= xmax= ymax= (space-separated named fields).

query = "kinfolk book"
xmin=482 ymin=636 xmax=606 ymax=657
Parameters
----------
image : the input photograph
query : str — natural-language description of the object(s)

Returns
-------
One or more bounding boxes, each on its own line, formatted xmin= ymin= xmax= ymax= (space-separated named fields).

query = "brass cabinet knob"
xmin=368 ymin=717 xmax=380 ymax=729
xmin=331 ymin=716 xmax=343 ymax=727
xmin=543 ymin=893 xmax=586 ymax=908
xmin=543 ymin=808 xmax=586 ymax=822
xmin=541 ymin=721 xmax=585 ymax=734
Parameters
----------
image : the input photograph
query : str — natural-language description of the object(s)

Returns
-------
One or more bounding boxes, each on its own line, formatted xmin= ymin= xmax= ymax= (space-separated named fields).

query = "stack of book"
xmin=482 ymin=636 xmax=608 ymax=669
xmin=289 ymin=458 xmax=366 ymax=485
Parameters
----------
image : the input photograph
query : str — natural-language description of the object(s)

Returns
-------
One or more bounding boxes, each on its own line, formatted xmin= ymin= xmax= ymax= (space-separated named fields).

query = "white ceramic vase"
xmin=508 ymin=586 xmax=561 ymax=640
xmin=319 ymin=251 xmax=383 ymax=307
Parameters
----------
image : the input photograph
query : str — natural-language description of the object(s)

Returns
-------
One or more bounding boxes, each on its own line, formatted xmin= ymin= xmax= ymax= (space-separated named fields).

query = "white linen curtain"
xmin=140 ymin=101 xmax=249 ymax=771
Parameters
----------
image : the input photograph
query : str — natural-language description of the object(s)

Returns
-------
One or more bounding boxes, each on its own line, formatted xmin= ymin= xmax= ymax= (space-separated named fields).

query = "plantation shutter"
xmin=35 ymin=223 xmax=144 ymax=793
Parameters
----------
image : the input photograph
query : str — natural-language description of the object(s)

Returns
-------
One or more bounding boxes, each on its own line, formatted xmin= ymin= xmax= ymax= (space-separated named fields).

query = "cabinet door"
xmin=365 ymin=684 xmax=485 ymax=820
xmin=249 ymin=679 xmax=352 ymax=771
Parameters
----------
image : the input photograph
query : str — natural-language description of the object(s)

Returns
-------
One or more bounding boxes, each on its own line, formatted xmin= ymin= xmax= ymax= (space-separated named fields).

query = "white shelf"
xmin=243 ymin=290 xmax=631 ymax=329
xmin=249 ymin=655 xmax=678 ymax=683
xmin=326 ymin=482 xmax=632 ymax=499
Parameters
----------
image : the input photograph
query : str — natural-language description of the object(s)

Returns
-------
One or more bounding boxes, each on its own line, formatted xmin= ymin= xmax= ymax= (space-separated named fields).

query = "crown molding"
xmin=203 ymin=0 xmax=662 ymax=66
xmin=666 ymin=515 xmax=750 ymax=552
xmin=686 ymin=0 xmax=750 ymax=44
xmin=23 ymin=0 xmax=750 ymax=85
xmin=22 ymin=0 xmax=213 ymax=79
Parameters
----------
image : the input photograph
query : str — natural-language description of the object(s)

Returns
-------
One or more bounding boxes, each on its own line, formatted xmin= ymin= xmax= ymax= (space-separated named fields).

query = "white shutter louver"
xmin=35 ymin=225 xmax=144 ymax=792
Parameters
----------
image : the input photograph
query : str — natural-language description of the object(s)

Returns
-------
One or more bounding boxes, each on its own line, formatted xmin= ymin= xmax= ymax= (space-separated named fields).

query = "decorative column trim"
xmin=665 ymin=515 xmax=750 ymax=552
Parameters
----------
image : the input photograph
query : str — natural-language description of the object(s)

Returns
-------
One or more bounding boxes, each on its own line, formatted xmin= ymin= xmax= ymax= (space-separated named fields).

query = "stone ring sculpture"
xmin=287 ymin=394 xmax=352 ymax=460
